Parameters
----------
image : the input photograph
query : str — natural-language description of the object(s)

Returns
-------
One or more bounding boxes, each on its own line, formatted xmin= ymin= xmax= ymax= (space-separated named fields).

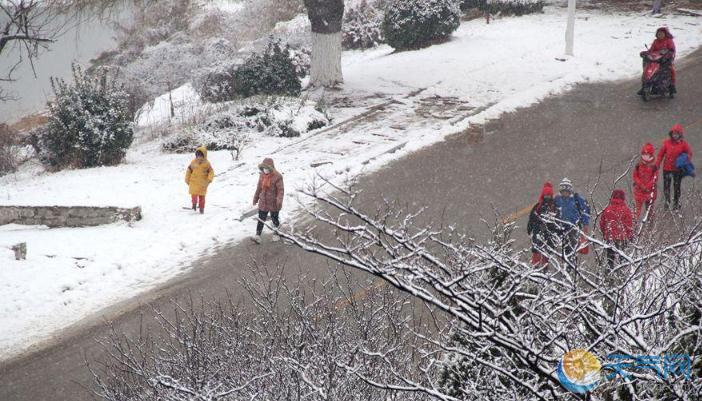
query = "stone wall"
xmin=0 ymin=206 xmax=142 ymax=228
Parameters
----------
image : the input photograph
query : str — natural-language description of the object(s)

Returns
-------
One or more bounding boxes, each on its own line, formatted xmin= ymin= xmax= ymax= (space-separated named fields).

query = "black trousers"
xmin=256 ymin=210 xmax=280 ymax=235
xmin=562 ymin=229 xmax=580 ymax=266
xmin=605 ymin=240 xmax=628 ymax=269
xmin=663 ymin=171 xmax=683 ymax=209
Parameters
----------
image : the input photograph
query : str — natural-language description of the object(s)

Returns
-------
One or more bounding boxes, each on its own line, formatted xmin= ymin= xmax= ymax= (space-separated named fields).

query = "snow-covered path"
xmin=1 ymin=7 xmax=701 ymax=361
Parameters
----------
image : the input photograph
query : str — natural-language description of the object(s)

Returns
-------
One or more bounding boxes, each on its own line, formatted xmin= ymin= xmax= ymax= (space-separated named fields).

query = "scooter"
xmin=638 ymin=48 xmax=674 ymax=101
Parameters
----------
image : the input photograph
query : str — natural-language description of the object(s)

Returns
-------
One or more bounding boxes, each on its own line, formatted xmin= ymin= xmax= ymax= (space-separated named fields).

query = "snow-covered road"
xmin=1 ymin=6 xmax=701 ymax=361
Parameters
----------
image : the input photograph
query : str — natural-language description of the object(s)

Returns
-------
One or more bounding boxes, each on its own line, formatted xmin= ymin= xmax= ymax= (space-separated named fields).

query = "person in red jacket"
xmin=656 ymin=123 xmax=692 ymax=210
xmin=633 ymin=143 xmax=658 ymax=220
xmin=650 ymin=27 xmax=677 ymax=94
xmin=599 ymin=189 xmax=634 ymax=269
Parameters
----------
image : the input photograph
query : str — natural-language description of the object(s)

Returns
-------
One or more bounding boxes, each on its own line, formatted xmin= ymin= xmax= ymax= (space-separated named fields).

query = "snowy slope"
xmin=1 ymin=7 xmax=701 ymax=361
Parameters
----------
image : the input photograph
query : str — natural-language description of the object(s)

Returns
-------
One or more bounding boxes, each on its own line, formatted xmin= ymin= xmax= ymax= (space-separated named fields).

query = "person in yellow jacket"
xmin=185 ymin=146 xmax=214 ymax=214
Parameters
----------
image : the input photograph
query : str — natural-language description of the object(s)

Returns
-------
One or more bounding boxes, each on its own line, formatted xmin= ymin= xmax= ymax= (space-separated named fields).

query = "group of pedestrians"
xmin=528 ymin=123 xmax=694 ymax=269
xmin=184 ymin=148 xmax=284 ymax=244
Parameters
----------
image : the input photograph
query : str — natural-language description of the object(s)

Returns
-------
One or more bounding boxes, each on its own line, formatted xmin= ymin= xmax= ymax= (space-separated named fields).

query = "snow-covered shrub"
xmin=162 ymin=97 xmax=329 ymax=152
xmin=461 ymin=0 xmax=543 ymax=15
xmin=288 ymin=46 xmax=311 ymax=78
xmin=234 ymin=41 xmax=302 ymax=98
xmin=459 ymin=0 xmax=485 ymax=10
xmin=484 ymin=0 xmax=544 ymax=16
xmin=197 ymin=65 xmax=238 ymax=103
xmin=383 ymin=0 xmax=461 ymax=50
xmin=0 ymin=123 xmax=19 ymax=175
xmin=40 ymin=65 xmax=134 ymax=169
xmin=343 ymin=0 xmax=385 ymax=50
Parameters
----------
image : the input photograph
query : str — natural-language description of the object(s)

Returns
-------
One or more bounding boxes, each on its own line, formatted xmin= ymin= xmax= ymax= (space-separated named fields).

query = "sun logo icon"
xmin=557 ymin=349 xmax=602 ymax=394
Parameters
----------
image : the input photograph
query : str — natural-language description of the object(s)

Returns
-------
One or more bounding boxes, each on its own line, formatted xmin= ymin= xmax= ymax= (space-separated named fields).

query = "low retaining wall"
xmin=0 ymin=206 xmax=142 ymax=228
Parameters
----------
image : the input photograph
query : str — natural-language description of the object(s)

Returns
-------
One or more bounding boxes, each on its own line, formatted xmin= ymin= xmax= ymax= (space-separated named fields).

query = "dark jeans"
xmin=256 ymin=210 xmax=280 ymax=235
xmin=562 ymin=229 xmax=580 ymax=266
xmin=605 ymin=240 xmax=628 ymax=269
xmin=663 ymin=170 xmax=683 ymax=209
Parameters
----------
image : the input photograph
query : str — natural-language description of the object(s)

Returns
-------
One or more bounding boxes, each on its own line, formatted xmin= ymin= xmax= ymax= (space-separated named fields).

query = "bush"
xmin=383 ymin=0 xmax=461 ymax=50
xmin=197 ymin=66 xmax=238 ymax=103
xmin=0 ymin=124 xmax=19 ymax=175
xmin=486 ymin=0 xmax=543 ymax=15
xmin=343 ymin=0 xmax=385 ymax=50
xmin=461 ymin=0 xmax=543 ymax=15
xmin=162 ymin=97 xmax=329 ymax=153
xmin=234 ymin=41 xmax=302 ymax=98
xmin=41 ymin=64 xmax=134 ymax=169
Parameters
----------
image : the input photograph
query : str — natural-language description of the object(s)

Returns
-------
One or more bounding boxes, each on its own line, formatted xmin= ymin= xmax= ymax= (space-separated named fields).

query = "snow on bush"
xmin=196 ymin=64 xmax=239 ymax=103
xmin=35 ymin=65 xmax=134 ymax=170
xmin=342 ymin=0 xmax=385 ymax=50
xmin=162 ymin=97 xmax=329 ymax=152
xmin=461 ymin=0 xmax=543 ymax=15
xmin=383 ymin=0 xmax=461 ymax=51
xmin=0 ymin=124 xmax=19 ymax=176
xmin=233 ymin=41 xmax=302 ymax=98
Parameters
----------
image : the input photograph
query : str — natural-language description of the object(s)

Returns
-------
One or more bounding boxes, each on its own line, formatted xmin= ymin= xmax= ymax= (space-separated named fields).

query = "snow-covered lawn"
xmin=1 ymin=7 xmax=701 ymax=361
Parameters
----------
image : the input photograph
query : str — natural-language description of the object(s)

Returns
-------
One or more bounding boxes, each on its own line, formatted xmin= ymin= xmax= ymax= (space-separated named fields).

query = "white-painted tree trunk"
xmin=309 ymin=31 xmax=343 ymax=88
xmin=565 ymin=0 xmax=576 ymax=56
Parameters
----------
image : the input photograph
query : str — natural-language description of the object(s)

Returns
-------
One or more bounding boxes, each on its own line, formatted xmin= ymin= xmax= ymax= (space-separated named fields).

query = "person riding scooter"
xmin=638 ymin=27 xmax=676 ymax=98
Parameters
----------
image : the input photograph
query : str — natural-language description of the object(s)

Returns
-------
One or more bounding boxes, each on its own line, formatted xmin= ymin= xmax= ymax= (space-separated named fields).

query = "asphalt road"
xmin=1 ymin=49 xmax=701 ymax=400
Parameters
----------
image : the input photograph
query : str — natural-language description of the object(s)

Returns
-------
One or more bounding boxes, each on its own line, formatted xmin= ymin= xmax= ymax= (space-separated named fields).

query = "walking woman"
xmin=251 ymin=158 xmax=284 ymax=244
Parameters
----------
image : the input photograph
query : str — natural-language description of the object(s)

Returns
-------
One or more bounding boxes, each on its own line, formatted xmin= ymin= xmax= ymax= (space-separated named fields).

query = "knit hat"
xmin=539 ymin=182 xmax=554 ymax=203
xmin=641 ymin=143 xmax=655 ymax=162
xmin=611 ymin=189 xmax=626 ymax=200
xmin=559 ymin=177 xmax=573 ymax=191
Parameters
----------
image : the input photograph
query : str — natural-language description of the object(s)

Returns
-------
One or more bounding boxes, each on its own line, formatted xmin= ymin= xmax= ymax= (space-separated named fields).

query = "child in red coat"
xmin=656 ymin=123 xmax=692 ymax=210
xmin=599 ymin=190 xmax=634 ymax=269
xmin=633 ymin=143 xmax=658 ymax=220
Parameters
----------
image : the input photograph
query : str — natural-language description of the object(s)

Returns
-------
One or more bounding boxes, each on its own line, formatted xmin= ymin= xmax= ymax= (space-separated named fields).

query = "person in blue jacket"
xmin=554 ymin=177 xmax=590 ymax=265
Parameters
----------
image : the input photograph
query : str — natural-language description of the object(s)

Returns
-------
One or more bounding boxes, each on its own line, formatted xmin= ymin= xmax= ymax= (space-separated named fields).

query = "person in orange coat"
xmin=656 ymin=123 xmax=692 ymax=210
xmin=185 ymin=146 xmax=214 ymax=214
xmin=632 ymin=143 xmax=658 ymax=220
xmin=599 ymin=189 xmax=634 ymax=269
xmin=251 ymin=157 xmax=284 ymax=244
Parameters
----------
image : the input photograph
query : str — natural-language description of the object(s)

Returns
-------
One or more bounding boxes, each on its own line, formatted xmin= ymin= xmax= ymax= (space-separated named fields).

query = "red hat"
xmin=670 ymin=123 xmax=684 ymax=136
xmin=611 ymin=189 xmax=626 ymax=200
xmin=539 ymin=182 xmax=554 ymax=203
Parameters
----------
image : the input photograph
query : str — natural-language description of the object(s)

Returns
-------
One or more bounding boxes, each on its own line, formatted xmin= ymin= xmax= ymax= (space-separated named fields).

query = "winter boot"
xmin=192 ymin=204 xmax=197 ymax=211
xmin=199 ymin=207 xmax=204 ymax=214
xmin=251 ymin=235 xmax=262 ymax=244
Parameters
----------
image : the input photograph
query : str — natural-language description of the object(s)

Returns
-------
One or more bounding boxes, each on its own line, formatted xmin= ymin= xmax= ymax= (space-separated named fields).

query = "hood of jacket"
xmin=656 ymin=26 xmax=674 ymax=39
xmin=669 ymin=123 xmax=684 ymax=138
xmin=609 ymin=189 xmax=626 ymax=205
xmin=259 ymin=157 xmax=276 ymax=171
xmin=196 ymin=146 xmax=208 ymax=159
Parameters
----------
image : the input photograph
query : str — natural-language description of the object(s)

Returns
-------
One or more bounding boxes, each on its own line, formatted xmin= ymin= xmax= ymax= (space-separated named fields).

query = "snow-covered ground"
xmin=1 ymin=7 xmax=701 ymax=361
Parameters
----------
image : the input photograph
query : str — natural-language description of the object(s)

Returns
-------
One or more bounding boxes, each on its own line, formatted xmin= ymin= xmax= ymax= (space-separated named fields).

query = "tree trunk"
xmin=565 ymin=0 xmax=576 ymax=56
xmin=304 ymin=0 xmax=344 ymax=88
xmin=310 ymin=31 xmax=343 ymax=88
